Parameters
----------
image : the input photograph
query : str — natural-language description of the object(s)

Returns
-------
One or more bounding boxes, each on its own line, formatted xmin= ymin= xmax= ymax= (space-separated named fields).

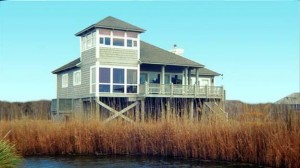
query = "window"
xmin=62 ymin=74 xmax=68 ymax=88
xmin=99 ymin=68 xmax=111 ymax=92
xmin=81 ymin=31 xmax=96 ymax=51
xmin=113 ymin=38 xmax=124 ymax=46
xmin=171 ymin=74 xmax=182 ymax=84
xmin=99 ymin=30 xmax=138 ymax=48
xmin=113 ymin=68 xmax=125 ymax=93
xmin=149 ymin=73 xmax=160 ymax=84
xmin=73 ymin=70 xmax=81 ymax=86
xmin=100 ymin=37 xmax=111 ymax=46
xmin=127 ymin=32 xmax=138 ymax=38
xmin=140 ymin=73 xmax=148 ymax=84
xmin=127 ymin=69 xmax=138 ymax=93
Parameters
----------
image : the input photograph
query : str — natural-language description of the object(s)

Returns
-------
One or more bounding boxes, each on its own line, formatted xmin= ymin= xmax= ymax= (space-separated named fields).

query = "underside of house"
xmin=51 ymin=16 xmax=227 ymax=122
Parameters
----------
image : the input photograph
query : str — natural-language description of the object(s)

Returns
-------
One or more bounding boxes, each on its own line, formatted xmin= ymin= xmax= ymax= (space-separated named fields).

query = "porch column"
xmin=184 ymin=67 xmax=188 ymax=85
xmin=161 ymin=65 xmax=165 ymax=84
xmin=196 ymin=68 xmax=200 ymax=85
xmin=188 ymin=68 xmax=191 ymax=85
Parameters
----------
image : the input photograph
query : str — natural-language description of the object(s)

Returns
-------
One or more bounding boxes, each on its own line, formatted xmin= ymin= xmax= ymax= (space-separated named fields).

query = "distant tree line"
xmin=0 ymin=100 xmax=51 ymax=120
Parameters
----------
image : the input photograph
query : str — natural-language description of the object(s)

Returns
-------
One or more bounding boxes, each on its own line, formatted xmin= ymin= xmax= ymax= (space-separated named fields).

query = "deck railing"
xmin=139 ymin=83 xmax=224 ymax=98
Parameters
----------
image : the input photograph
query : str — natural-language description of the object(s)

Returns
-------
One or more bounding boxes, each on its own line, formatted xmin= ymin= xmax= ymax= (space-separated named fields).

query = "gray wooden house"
xmin=52 ymin=16 xmax=226 ymax=122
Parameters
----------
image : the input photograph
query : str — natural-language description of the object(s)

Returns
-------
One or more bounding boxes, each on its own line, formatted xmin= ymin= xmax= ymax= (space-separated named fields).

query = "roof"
xmin=52 ymin=41 xmax=205 ymax=74
xmin=191 ymin=68 xmax=220 ymax=76
xmin=75 ymin=16 xmax=145 ymax=36
xmin=140 ymin=41 xmax=204 ymax=68
xmin=52 ymin=58 xmax=80 ymax=74
xmin=275 ymin=93 xmax=300 ymax=104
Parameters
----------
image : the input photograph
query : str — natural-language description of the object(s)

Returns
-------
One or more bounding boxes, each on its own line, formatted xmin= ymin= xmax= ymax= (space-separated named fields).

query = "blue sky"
xmin=0 ymin=1 xmax=299 ymax=103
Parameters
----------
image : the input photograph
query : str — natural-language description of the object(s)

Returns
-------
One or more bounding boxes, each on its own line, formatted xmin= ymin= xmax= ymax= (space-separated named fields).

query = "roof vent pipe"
xmin=169 ymin=44 xmax=184 ymax=56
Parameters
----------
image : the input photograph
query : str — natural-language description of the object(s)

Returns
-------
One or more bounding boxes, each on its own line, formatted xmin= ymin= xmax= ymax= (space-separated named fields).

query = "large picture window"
xmin=113 ymin=68 xmax=125 ymax=93
xmin=95 ymin=67 xmax=138 ymax=94
xmin=127 ymin=69 xmax=138 ymax=93
xmin=99 ymin=68 xmax=111 ymax=92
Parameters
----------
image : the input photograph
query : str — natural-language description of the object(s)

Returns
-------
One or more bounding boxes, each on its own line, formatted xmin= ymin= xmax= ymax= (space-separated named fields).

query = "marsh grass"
xmin=0 ymin=107 xmax=299 ymax=168
xmin=0 ymin=139 xmax=21 ymax=168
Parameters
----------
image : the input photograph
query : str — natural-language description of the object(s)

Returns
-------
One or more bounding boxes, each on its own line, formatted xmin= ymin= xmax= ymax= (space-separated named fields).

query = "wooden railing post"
xmin=205 ymin=85 xmax=208 ymax=98
xmin=194 ymin=84 xmax=196 ymax=97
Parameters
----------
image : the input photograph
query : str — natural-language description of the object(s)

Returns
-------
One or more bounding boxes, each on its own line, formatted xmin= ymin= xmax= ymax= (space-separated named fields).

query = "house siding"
xmin=57 ymin=48 xmax=96 ymax=99
xmin=99 ymin=47 xmax=138 ymax=67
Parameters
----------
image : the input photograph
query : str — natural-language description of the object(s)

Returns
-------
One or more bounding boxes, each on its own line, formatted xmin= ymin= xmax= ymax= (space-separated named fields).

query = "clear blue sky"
xmin=0 ymin=1 xmax=299 ymax=103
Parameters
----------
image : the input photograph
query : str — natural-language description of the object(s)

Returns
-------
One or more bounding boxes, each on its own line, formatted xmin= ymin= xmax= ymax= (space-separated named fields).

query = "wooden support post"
xmin=189 ymin=99 xmax=194 ymax=120
xmin=161 ymin=98 xmax=165 ymax=120
xmin=184 ymin=67 xmax=188 ymax=85
xmin=135 ymin=101 xmax=140 ymax=122
xmin=141 ymin=99 xmax=145 ymax=123
xmin=95 ymin=98 xmax=100 ymax=120
xmin=166 ymin=98 xmax=170 ymax=122
xmin=196 ymin=68 xmax=199 ymax=85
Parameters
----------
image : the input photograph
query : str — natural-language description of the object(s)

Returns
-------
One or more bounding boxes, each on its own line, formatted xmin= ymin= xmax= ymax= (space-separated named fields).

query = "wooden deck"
xmin=139 ymin=83 xmax=224 ymax=99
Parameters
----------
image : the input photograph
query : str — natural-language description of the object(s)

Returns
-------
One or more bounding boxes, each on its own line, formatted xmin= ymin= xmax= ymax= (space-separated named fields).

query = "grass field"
xmin=0 ymin=108 xmax=299 ymax=168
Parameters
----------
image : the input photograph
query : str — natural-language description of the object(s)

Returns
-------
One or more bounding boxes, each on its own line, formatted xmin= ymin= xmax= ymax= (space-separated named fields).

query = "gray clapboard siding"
xmin=99 ymin=47 xmax=138 ymax=66
xmin=57 ymin=48 xmax=96 ymax=99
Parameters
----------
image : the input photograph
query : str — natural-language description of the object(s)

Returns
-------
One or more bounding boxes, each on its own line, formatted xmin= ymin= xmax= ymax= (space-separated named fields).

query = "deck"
xmin=139 ymin=83 xmax=224 ymax=99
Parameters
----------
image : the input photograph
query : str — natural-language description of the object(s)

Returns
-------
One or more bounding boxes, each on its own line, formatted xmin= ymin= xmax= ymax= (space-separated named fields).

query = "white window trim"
xmin=62 ymin=74 xmax=68 ymax=88
xmin=98 ymin=30 xmax=139 ymax=50
xmin=73 ymin=70 xmax=81 ymax=86
xmin=140 ymin=71 xmax=183 ymax=85
xmin=90 ymin=66 xmax=96 ymax=94
xmin=81 ymin=31 xmax=96 ymax=52
xmin=97 ymin=65 xmax=139 ymax=94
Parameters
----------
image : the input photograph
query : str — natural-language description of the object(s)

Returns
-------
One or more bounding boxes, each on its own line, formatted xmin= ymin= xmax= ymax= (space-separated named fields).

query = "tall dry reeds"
xmin=0 ymin=113 xmax=299 ymax=168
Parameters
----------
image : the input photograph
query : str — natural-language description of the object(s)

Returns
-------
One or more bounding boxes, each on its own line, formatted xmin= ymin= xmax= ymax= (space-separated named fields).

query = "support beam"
xmin=161 ymin=98 xmax=165 ymax=120
xmin=189 ymin=99 xmax=194 ymax=120
xmin=96 ymin=99 xmax=134 ymax=123
xmin=135 ymin=102 xmax=140 ymax=122
xmin=104 ymin=102 xmax=138 ymax=123
xmin=166 ymin=98 xmax=170 ymax=121
xmin=141 ymin=99 xmax=145 ymax=122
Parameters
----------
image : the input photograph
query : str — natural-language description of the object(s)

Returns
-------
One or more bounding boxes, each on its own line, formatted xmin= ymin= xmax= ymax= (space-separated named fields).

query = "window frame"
xmin=73 ymin=70 xmax=81 ymax=86
xmin=62 ymin=73 xmax=68 ymax=88
xmin=95 ymin=66 xmax=139 ymax=94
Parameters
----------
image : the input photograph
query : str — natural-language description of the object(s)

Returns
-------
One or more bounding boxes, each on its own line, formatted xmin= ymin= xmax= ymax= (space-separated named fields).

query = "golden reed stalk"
xmin=0 ymin=113 xmax=299 ymax=168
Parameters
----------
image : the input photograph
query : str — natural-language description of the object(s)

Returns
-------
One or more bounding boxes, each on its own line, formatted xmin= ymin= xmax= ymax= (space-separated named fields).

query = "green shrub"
xmin=0 ymin=140 xmax=21 ymax=168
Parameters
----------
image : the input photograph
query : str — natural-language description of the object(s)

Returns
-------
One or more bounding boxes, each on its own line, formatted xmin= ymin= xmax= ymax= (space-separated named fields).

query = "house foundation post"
xmin=166 ymin=98 xmax=170 ymax=122
xmin=141 ymin=98 xmax=145 ymax=123
xmin=189 ymin=99 xmax=194 ymax=120
xmin=161 ymin=98 xmax=165 ymax=121
xmin=135 ymin=101 xmax=140 ymax=122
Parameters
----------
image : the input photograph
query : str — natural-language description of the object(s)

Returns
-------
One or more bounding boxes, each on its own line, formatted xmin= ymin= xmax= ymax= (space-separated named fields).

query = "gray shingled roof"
xmin=275 ymin=93 xmax=300 ymax=104
xmin=52 ymin=41 xmax=206 ymax=74
xmin=140 ymin=41 xmax=204 ymax=68
xmin=52 ymin=58 xmax=80 ymax=74
xmin=191 ymin=68 xmax=220 ymax=76
xmin=75 ymin=16 xmax=145 ymax=36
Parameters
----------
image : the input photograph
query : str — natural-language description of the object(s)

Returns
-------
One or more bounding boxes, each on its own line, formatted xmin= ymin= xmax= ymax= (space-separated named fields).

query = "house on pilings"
xmin=51 ymin=16 xmax=227 ymax=122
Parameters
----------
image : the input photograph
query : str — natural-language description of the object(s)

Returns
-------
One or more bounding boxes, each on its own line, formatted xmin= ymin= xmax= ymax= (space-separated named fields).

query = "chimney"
xmin=169 ymin=44 xmax=184 ymax=56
